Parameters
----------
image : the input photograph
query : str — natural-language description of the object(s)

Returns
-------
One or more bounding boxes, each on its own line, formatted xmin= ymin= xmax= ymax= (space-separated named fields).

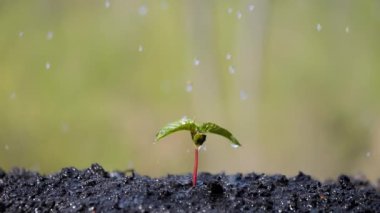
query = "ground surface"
xmin=1 ymin=164 xmax=380 ymax=212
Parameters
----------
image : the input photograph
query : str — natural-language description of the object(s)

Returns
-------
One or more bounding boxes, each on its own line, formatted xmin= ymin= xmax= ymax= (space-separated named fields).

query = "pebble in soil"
xmin=0 ymin=164 xmax=380 ymax=212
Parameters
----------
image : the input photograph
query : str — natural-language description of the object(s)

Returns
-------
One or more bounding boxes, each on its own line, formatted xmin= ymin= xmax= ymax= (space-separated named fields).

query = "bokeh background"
xmin=1 ymin=0 xmax=380 ymax=182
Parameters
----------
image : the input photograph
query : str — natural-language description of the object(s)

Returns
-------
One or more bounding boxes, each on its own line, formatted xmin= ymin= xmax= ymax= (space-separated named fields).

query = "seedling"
xmin=155 ymin=117 xmax=241 ymax=187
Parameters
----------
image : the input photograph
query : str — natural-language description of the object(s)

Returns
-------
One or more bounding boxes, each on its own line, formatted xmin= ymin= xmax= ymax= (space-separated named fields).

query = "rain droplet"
xmin=138 ymin=45 xmax=144 ymax=52
xmin=227 ymin=8 xmax=233 ymax=14
xmin=236 ymin=11 xmax=242 ymax=20
xmin=61 ymin=123 xmax=70 ymax=133
xmin=46 ymin=31 xmax=54 ymax=40
xmin=366 ymin=152 xmax=371 ymax=157
xmin=185 ymin=81 xmax=193 ymax=92
xmin=138 ymin=5 xmax=148 ymax=16
xmin=105 ymin=0 xmax=110 ymax=8
xmin=231 ymin=144 xmax=239 ymax=149
xmin=45 ymin=62 xmax=51 ymax=70
xmin=316 ymin=23 xmax=322 ymax=32
xmin=10 ymin=92 xmax=16 ymax=100
xmin=226 ymin=53 xmax=232 ymax=60
xmin=4 ymin=145 xmax=9 ymax=151
xmin=248 ymin=4 xmax=255 ymax=12
xmin=18 ymin=31 xmax=24 ymax=38
xmin=160 ymin=0 xmax=169 ymax=10
xmin=228 ymin=65 xmax=236 ymax=74
xmin=193 ymin=57 xmax=200 ymax=66
xmin=345 ymin=26 xmax=350 ymax=33
xmin=240 ymin=90 xmax=248 ymax=100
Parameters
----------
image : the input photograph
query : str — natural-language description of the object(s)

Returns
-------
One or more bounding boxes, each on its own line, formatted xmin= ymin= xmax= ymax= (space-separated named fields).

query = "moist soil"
xmin=1 ymin=164 xmax=379 ymax=212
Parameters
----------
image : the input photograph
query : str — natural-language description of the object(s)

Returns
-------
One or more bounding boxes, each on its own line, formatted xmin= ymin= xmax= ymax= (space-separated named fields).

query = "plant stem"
xmin=192 ymin=148 xmax=199 ymax=187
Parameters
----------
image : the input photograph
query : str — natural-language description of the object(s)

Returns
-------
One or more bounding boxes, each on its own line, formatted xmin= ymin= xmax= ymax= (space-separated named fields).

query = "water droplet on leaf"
xmin=316 ymin=23 xmax=322 ymax=32
xmin=231 ymin=144 xmax=239 ymax=149
xmin=180 ymin=116 xmax=188 ymax=124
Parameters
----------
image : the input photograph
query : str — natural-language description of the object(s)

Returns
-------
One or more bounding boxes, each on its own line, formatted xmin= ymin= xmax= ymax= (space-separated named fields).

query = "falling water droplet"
xmin=231 ymin=144 xmax=239 ymax=149
xmin=10 ymin=92 xmax=16 ymax=100
xmin=316 ymin=23 xmax=322 ymax=32
xmin=61 ymin=123 xmax=70 ymax=133
xmin=185 ymin=81 xmax=193 ymax=92
xmin=138 ymin=5 xmax=148 ymax=16
xmin=236 ymin=11 xmax=242 ymax=20
xmin=345 ymin=26 xmax=350 ymax=33
xmin=226 ymin=53 xmax=232 ymax=60
xmin=193 ymin=57 xmax=200 ymax=66
xmin=4 ymin=145 xmax=9 ymax=151
xmin=228 ymin=65 xmax=236 ymax=74
xmin=227 ymin=8 xmax=233 ymax=14
xmin=366 ymin=152 xmax=371 ymax=157
xmin=240 ymin=90 xmax=248 ymax=100
xmin=18 ymin=31 xmax=24 ymax=38
xmin=45 ymin=62 xmax=51 ymax=70
xmin=105 ymin=0 xmax=110 ymax=8
xmin=248 ymin=4 xmax=255 ymax=12
xmin=138 ymin=45 xmax=144 ymax=52
xmin=160 ymin=0 xmax=169 ymax=10
xmin=46 ymin=31 xmax=54 ymax=40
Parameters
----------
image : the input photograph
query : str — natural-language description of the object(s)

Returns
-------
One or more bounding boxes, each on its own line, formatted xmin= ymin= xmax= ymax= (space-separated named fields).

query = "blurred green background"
xmin=1 ymin=0 xmax=380 ymax=181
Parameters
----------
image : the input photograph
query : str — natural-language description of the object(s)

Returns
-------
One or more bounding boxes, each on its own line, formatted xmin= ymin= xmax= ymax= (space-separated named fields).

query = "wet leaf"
xmin=155 ymin=118 xmax=196 ymax=141
xmin=199 ymin=122 xmax=241 ymax=146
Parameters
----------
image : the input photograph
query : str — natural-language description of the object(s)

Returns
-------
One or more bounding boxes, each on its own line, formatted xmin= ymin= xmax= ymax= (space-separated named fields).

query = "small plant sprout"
xmin=155 ymin=117 xmax=241 ymax=187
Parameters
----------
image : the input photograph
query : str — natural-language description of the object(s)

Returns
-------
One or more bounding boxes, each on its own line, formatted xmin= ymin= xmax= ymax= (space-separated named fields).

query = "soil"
xmin=1 ymin=164 xmax=379 ymax=212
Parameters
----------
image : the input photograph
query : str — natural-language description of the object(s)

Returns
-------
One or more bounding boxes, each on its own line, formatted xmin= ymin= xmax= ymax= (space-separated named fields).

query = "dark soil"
xmin=1 ymin=164 xmax=380 ymax=212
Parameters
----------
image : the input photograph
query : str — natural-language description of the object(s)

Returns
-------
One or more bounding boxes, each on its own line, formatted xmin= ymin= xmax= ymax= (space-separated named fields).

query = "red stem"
xmin=192 ymin=148 xmax=199 ymax=187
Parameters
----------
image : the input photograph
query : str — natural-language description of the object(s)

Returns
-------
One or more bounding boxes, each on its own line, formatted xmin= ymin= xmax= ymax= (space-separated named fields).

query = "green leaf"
xmin=199 ymin=122 xmax=241 ymax=147
xmin=155 ymin=118 xmax=197 ymax=141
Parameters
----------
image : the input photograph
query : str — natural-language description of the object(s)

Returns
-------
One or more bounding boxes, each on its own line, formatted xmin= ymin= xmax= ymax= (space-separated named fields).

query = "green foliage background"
xmin=1 ymin=0 xmax=380 ymax=181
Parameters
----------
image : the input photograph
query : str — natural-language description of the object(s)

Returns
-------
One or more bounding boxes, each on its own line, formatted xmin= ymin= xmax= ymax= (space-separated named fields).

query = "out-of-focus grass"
xmin=0 ymin=1 xmax=379 ymax=181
